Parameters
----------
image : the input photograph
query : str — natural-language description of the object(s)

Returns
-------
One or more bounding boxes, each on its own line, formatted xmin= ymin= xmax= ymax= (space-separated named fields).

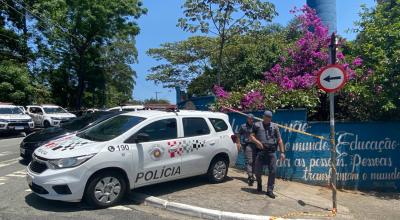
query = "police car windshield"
xmin=77 ymin=115 xmax=145 ymax=142
xmin=0 ymin=107 xmax=23 ymax=114
xmin=43 ymin=107 xmax=67 ymax=114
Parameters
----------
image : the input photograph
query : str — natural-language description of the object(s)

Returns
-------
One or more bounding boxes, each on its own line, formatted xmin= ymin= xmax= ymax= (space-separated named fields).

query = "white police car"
xmin=0 ymin=104 xmax=34 ymax=133
xmin=27 ymin=105 xmax=76 ymax=127
xmin=26 ymin=110 xmax=237 ymax=208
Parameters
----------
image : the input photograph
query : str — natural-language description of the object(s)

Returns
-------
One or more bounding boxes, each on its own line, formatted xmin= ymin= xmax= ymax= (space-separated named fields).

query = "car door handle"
xmin=209 ymin=141 xmax=216 ymax=145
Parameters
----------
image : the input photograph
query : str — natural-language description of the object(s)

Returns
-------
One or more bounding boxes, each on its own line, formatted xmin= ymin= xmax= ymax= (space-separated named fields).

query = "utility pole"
xmin=155 ymin=92 xmax=161 ymax=101
xmin=328 ymin=32 xmax=337 ymax=213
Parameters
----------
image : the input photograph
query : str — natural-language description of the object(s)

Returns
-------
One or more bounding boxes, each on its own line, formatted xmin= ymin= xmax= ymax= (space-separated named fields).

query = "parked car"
xmin=0 ymin=104 xmax=34 ymax=134
xmin=26 ymin=110 xmax=237 ymax=208
xmin=20 ymin=111 xmax=121 ymax=160
xmin=27 ymin=105 xmax=76 ymax=127
xmin=106 ymin=105 xmax=144 ymax=112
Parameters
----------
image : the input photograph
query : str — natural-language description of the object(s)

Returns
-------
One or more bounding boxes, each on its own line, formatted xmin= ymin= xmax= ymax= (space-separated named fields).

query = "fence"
xmin=229 ymin=109 xmax=400 ymax=191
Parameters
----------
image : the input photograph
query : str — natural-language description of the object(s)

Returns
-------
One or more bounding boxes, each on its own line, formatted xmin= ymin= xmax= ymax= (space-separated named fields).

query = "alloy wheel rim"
xmin=94 ymin=177 xmax=121 ymax=204
xmin=213 ymin=161 xmax=227 ymax=180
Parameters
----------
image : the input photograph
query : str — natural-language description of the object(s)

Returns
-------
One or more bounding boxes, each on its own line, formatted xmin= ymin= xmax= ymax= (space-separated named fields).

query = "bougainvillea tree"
xmin=213 ymin=5 xmax=365 ymax=116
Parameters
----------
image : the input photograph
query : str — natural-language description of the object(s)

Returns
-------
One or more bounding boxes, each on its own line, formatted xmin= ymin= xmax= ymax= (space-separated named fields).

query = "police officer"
xmin=236 ymin=114 xmax=257 ymax=186
xmin=250 ymin=110 xmax=285 ymax=199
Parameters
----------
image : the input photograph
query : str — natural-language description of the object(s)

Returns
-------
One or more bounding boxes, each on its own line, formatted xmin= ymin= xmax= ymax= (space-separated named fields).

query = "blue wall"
xmin=229 ymin=110 xmax=400 ymax=191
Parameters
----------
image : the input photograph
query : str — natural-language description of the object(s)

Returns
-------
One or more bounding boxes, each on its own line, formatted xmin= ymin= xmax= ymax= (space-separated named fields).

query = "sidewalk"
xmin=133 ymin=168 xmax=400 ymax=220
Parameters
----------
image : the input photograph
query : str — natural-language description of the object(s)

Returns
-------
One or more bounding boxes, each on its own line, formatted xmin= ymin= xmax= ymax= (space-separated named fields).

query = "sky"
xmin=132 ymin=0 xmax=376 ymax=104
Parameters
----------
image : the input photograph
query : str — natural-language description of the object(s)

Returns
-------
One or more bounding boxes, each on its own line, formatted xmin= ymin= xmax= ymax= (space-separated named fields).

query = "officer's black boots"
xmin=266 ymin=191 xmax=276 ymax=199
xmin=248 ymin=176 xmax=255 ymax=186
xmin=257 ymin=182 xmax=262 ymax=192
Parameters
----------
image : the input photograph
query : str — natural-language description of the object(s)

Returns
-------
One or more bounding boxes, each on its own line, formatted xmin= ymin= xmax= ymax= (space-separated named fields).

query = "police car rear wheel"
xmin=208 ymin=158 xmax=228 ymax=183
xmin=85 ymin=172 xmax=127 ymax=208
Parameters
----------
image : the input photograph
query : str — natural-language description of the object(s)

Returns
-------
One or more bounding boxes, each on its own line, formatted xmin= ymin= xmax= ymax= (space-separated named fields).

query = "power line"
xmin=0 ymin=0 xmax=81 ymax=42
xmin=0 ymin=0 xmax=49 ymax=35
xmin=15 ymin=0 xmax=84 ymax=41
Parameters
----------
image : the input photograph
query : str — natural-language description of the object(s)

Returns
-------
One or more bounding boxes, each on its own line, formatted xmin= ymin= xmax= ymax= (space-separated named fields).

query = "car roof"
xmin=27 ymin=105 xmax=60 ymax=107
xmin=0 ymin=104 xmax=16 ymax=108
xmin=121 ymin=110 xmax=228 ymax=119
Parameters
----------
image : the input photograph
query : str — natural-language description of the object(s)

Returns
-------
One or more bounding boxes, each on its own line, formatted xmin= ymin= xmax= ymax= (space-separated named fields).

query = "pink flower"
xmin=352 ymin=57 xmax=363 ymax=67
xmin=212 ymin=85 xmax=229 ymax=99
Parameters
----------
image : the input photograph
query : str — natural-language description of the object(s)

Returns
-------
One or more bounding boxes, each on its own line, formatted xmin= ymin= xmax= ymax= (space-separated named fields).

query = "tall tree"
xmin=178 ymin=0 xmax=276 ymax=85
xmin=32 ymin=0 xmax=146 ymax=109
xmin=347 ymin=0 xmax=400 ymax=120
xmin=0 ymin=0 xmax=33 ymax=104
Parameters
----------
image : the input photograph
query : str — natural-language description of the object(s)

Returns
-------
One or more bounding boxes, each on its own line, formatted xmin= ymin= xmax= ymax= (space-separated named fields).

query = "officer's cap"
xmin=247 ymin=113 xmax=255 ymax=119
xmin=263 ymin=110 xmax=273 ymax=118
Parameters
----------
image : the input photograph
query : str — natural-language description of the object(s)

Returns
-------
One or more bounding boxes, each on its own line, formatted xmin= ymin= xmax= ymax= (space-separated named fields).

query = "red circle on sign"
xmin=316 ymin=64 xmax=348 ymax=93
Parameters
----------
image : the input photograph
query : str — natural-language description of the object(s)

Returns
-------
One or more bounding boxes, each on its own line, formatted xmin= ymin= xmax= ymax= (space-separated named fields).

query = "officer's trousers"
xmin=244 ymin=144 xmax=257 ymax=178
xmin=255 ymin=151 xmax=277 ymax=192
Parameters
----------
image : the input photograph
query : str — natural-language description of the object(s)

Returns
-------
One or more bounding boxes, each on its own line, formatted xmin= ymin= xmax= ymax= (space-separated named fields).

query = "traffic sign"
xmin=317 ymin=64 xmax=347 ymax=93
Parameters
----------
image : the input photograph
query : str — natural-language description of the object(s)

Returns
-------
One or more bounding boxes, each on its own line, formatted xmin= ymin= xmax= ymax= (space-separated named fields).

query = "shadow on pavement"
xmin=25 ymin=194 xmax=90 ymax=212
xmin=25 ymin=193 xmax=137 ymax=212
xmin=274 ymin=191 xmax=331 ymax=211
xmin=19 ymin=159 xmax=30 ymax=166
xmin=0 ymin=132 xmax=25 ymax=139
xmin=135 ymin=175 xmax=233 ymax=197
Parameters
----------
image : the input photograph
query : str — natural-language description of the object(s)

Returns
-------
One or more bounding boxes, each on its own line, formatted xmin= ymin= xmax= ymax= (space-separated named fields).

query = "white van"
xmin=0 ymin=104 xmax=34 ymax=133
xmin=27 ymin=110 xmax=237 ymax=208
xmin=27 ymin=105 xmax=76 ymax=127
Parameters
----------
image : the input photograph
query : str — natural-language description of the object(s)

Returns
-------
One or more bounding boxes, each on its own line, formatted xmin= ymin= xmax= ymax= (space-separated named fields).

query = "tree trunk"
xmin=217 ymin=35 xmax=225 ymax=86
xmin=76 ymin=52 xmax=86 ymax=109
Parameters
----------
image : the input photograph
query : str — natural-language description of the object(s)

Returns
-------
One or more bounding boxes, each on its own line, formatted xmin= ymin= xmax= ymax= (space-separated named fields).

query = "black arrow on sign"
xmin=323 ymin=75 xmax=342 ymax=82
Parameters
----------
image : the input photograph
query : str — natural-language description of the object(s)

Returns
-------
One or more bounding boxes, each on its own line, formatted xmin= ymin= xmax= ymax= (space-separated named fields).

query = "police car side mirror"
xmin=134 ymin=133 xmax=150 ymax=143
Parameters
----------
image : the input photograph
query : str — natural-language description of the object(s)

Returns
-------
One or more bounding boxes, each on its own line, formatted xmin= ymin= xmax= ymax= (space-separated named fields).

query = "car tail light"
xmin=231 ymin=135 xmax=238 ymax=143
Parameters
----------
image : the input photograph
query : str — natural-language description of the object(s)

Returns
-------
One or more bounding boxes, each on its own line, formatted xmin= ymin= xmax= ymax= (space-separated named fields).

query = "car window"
xmin=43 ymin=107 xmax=67 ymax=114
xmin=129 ymin=118 xmax=177 ymax=143
xmin=77 ymin=115 xmax=145 ymax=142
xmin=209 ymin=118 xmax=228 ymax=132
xmin=183 ymin=117 xmax=210 ymax=137
xmin=0 ymin=107 xmax=23 ymax=114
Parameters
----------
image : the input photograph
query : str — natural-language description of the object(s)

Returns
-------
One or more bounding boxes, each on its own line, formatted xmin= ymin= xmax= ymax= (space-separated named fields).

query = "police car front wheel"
xmin=208 ymin=158 xmax=228 ymax=183
xmin=85 ymin=172 xmax=127 ymax=208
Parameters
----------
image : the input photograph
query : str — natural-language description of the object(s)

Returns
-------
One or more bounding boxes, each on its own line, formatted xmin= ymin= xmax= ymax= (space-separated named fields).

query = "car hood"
xmin=34 ymin=134 xmax=102 ymax=159
xmin=0 ymin=114 xmax=31 ymax=120
xmin=23 ymin=127 xmax=69 ymax=143
xmin=47 ymin=113 xmax=76 ymax=118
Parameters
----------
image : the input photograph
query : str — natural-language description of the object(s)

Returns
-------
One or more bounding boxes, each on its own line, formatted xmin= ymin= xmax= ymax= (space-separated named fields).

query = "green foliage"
xmin=0 ymin=60 xmax=32 ymax=104
xmin=143 ymin=98 xmax=170 ymax=105
xmin=178 ymin=0 xmax=277 ymax=84
xmin=213 ymin=81 xmax=320 ymax=112
xmin=338 ymin=1 xmax=400 ymax=120
xmin=146 ymin=36 xmax=215 ymax=88
xmin=32 ymin=0 xmax=146 ymax=109
xmin=147 ymin=24 xmax=288 ymax=96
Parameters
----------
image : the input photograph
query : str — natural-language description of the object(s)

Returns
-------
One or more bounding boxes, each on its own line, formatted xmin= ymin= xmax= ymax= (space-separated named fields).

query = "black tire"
xmin=84 ymin=171 xmax=127 ymax=208
xmin=43 ymin=121 xmax=50 ymax=128
xmin=207 ymin=157 xmax=229 ymax=183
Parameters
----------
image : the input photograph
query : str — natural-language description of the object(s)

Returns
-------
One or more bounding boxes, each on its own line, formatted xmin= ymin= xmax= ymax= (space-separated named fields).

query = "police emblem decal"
xmin=150 ymin=145 xmax=164 ymax=160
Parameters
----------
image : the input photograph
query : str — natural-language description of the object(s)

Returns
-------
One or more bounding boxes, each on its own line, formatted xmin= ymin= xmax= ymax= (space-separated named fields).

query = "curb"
xmin=131 ymin=192 xmax=293 ymax=220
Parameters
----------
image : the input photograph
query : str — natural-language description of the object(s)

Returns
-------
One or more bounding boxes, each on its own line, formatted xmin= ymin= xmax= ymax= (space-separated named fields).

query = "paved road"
xmin=0 ymin=136 xmax=198 ymax=220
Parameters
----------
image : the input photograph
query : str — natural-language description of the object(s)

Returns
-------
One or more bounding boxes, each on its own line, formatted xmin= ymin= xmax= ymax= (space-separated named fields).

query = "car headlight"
xmin=47 ymin=154 xmax=95 ymax=169
xmin=0 ymin=119 xmax=8 ymax=123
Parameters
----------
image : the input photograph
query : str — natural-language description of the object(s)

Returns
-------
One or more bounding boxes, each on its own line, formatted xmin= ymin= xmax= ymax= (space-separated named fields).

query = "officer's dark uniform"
xmin=253 ymin=121 xmax=281 ymax=193
xmin=238 ymin=122 xmax=257 ymax=181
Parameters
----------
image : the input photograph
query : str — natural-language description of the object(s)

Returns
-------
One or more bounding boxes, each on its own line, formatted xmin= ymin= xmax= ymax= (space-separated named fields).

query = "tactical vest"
xmin=254 ymin=121 xmax=278 ymax=152
xmin=240 ymin=123 xmax=253 ymax=144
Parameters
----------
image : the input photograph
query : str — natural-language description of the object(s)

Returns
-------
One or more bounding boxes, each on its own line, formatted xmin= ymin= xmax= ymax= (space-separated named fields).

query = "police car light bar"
xmin=144 ymin=104 xmax=179 ymax=112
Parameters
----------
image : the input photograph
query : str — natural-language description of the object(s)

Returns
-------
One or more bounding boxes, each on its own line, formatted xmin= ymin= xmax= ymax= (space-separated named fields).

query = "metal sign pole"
xmin=329 ymin=32 xmax=337 ymax=212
